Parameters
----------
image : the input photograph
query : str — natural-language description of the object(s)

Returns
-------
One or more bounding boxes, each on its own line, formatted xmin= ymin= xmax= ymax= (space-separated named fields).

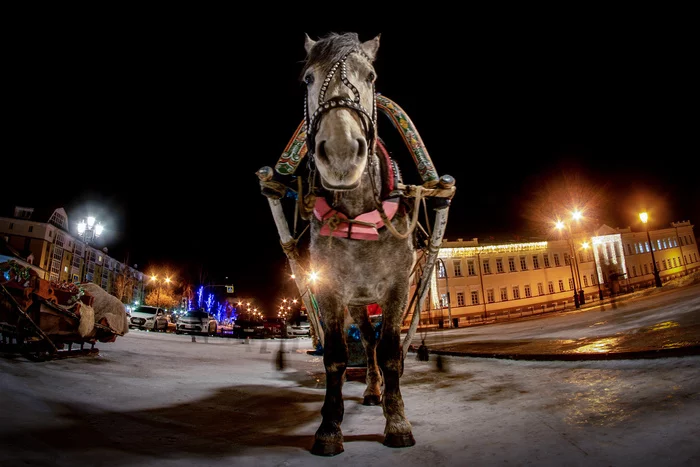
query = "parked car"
xmin=129 ymin=305 xmax=169 ymax=332
xmin=176 ymin=309 xmax=218 ymax=336
xmin=287 ymin=316 xmax=311 ymax=337
xmin=232 ymin=318 xmax=265 ymax=339
xmin=263 ymin=317 xmax=288 ymax=338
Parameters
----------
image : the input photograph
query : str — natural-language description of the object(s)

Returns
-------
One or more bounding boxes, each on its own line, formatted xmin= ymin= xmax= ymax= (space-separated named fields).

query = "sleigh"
xmin=257 ymin=94 xmax=456 ymax=357
xmin=0 ymin=261 xmax=127 ymax=360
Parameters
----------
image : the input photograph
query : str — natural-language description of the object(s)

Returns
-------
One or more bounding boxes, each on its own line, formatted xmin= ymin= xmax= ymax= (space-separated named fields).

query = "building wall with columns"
xmin=412 ymin=221 xmax=699 ymax=327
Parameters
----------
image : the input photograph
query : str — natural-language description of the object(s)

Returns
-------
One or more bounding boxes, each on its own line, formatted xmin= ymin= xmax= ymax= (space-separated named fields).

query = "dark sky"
xmin=4 ymin=21 xmax=698 ymax=315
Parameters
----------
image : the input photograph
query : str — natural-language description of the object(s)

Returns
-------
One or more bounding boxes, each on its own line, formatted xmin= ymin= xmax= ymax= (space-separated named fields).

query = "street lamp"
xmin=77 ymin=216 xmax=104 ymax=246
xmin=570 ymin=210 xmax=586 ymax=305
xmin=639 ymin=212 xmax=663 ymax=288
xmin=435 ymin=258 xmax=453 ymax=328
xmin=555 ymin=220 xmax=580 ymax=309
xmin=77 ymin=216 xmax=104 ymax=282
xmin=149 ymin=274 xmax=172 ymax=308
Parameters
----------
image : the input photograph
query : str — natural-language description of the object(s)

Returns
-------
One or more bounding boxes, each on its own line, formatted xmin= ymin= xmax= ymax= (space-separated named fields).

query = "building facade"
xmin=0 ymin=206 xmax=145 ymax=304
xmin=416 ymin=221 xmax=699 ymax=327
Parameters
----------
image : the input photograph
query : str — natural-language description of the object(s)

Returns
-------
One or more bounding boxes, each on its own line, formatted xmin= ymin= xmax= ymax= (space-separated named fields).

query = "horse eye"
xmin=304 ymin=74 xmax=315 ymax=85
xmin=367 ymin=72 xmax=376 ymax=82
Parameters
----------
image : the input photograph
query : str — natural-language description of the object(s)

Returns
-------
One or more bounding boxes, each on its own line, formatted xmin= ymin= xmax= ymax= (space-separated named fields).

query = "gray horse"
xmin=302 ymin=32 xmax=417 ymax=456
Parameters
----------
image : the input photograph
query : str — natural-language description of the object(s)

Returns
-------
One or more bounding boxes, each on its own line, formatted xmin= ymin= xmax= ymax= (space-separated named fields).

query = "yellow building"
xmin=417 ymin=221 xmax=698 ymax=328
xmin=0 ymin=206 xmax=145 ymax=304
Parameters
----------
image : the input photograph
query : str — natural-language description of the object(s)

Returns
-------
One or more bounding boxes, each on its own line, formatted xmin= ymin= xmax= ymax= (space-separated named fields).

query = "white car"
xmin=129 ymin=305 xmax=169 ymax=332
xmin=287 ymin=317 xmax=311 ymax=337
xmin=176 ymin=310 xmax=218 ymax=336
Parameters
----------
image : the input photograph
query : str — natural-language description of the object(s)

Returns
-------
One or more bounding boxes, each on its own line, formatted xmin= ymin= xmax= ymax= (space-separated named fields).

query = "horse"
xmin=301 ymin=32 xmax=417 ymax=456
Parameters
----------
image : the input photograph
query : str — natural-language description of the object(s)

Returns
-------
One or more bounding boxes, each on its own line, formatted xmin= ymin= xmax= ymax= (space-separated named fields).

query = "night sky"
xmin=4 ymin=21 xmax=697 ymax=315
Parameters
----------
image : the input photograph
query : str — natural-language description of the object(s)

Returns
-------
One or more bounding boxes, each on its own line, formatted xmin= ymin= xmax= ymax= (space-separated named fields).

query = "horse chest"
xmin=310 ymin=224 xmax=414 ymax=292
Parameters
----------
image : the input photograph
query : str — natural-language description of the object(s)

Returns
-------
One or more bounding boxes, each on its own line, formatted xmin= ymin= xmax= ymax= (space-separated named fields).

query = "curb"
xmin=406 ymin=345 xmax=700 ymax=361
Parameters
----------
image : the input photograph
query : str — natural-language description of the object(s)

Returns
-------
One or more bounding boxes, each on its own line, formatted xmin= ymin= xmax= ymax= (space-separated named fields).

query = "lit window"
xmin=467 ymin=260 xmax=476 ymax=276
xmin=453 ymin=260 xmax=462 ymax=277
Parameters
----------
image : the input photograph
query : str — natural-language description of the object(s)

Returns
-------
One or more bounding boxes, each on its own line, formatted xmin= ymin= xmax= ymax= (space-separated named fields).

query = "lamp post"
xmin=555 ymin=220 xmax=580 ymax=309
xmin=149 ymin=274 xmax=172 ymax=308
xmin=77 ymin=216 xmax=104 ymax=282
xmin=435 ymin=258 xmax=453 ymax=329
xmin=639 ymin=212 xmax=663 ymax=288
xmin=570 ymin=210 xmax=586 ymax=305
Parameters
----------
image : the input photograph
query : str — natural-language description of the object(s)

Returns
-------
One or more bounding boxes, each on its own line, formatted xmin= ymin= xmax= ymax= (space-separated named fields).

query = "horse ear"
xmin=304 ymin=33 xmax=317 ymax=54
xmin=360 ymin=34 xmax=381 ymax=61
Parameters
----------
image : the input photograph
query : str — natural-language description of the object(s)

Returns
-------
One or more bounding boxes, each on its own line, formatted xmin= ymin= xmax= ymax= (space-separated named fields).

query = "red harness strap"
xmin=313 ymin=140 xmax=399 ymax=241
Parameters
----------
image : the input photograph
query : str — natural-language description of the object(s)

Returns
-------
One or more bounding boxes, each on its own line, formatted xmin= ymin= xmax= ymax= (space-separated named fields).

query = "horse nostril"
xmin=357 ymin=138 xmax=367 ymax=158
xmin=317 ymin=140 xmax=328 ymax=164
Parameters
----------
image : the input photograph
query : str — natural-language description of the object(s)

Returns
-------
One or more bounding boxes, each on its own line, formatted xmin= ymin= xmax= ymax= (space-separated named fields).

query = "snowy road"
xmin=1 ymin=323 xmax=699 ymax=466
xmin=411 ymin=280 xmax=700 ymax=357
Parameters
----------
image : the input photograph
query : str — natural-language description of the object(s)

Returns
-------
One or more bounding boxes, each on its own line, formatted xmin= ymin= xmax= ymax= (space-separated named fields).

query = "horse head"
xmin=302 ymin=32 xmax=381 ymax=192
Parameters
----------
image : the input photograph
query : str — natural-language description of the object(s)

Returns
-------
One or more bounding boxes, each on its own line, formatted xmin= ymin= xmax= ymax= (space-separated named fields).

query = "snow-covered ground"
xmin=1 ymin=328 xmax=699 ymax=466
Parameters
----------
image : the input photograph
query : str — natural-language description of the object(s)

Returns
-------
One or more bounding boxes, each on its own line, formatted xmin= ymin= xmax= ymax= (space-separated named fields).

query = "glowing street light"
xmin=77 ymin=215 xmax=105 ymax=282
xmin=77 ymin=216 xmax=104 ymax=246
xmin=639 ymin=212 xmax=663 ymax=288
xmin=555 ymin=210 xmax=586 ymax=306
xmin=555 ymin=219 xmax=581 ymax=309
xmin=149 ymin=274 xmax=173 ymax=308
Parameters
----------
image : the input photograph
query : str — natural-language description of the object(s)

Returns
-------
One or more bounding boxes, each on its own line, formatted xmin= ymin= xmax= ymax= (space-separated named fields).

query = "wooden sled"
xmin=0 ymin=262 xmax=125 ymax=361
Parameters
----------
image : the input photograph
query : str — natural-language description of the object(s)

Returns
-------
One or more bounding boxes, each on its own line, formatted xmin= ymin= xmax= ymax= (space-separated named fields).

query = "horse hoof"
xmin=383 ymin=432 xmax=416 ymax=448
xmin=363 ymin=395 xmax=382 ymax=406
xmin=311 ymin=440 xmax=344 ymax=457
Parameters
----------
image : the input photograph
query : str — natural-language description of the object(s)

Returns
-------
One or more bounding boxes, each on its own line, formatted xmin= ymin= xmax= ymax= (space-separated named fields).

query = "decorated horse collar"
xmin=313 ymin=140 xmax=400 ymax=241
xmin=313 ymin=197 xmax=399 ymax=241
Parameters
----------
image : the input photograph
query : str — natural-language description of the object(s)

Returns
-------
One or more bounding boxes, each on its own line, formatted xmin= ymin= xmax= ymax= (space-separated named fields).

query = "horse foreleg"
xmin=348 ymin=305 xmax=382 ymax=406
xmin=377 ymin=305 xmax=415 ymax=448
xmin=311 ymin=311 xmax=348 ymax=457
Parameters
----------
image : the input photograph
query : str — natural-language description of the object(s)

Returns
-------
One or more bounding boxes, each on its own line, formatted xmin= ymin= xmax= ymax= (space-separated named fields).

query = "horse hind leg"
xmin=348 ymin=305 xmax=382 ymax=406
xmin=377 ymin=301 xmax=416 ymax=448
xmin=311 ymin=305 xmax=348 ymax=457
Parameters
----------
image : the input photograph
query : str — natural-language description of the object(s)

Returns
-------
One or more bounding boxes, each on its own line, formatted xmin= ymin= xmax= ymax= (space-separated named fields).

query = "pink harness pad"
xmin=314 ymin=198 xmax=400 ymax=241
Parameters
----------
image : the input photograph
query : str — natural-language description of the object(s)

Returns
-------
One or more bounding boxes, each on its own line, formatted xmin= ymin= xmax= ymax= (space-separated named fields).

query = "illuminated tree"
xmin=144 ymin=286 xmax=179 ymax=308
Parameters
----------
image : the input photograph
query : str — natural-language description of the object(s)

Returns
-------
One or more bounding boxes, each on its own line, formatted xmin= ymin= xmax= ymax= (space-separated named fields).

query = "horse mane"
xmin=300 ymin=32 xmax=367 ymax=79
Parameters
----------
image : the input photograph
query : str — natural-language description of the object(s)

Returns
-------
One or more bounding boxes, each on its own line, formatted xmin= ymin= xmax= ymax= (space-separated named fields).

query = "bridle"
xmin=303 ymin=48 xmax=378 ymax=163
xmin=301 ymin=47 xmax=422 ymax=241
